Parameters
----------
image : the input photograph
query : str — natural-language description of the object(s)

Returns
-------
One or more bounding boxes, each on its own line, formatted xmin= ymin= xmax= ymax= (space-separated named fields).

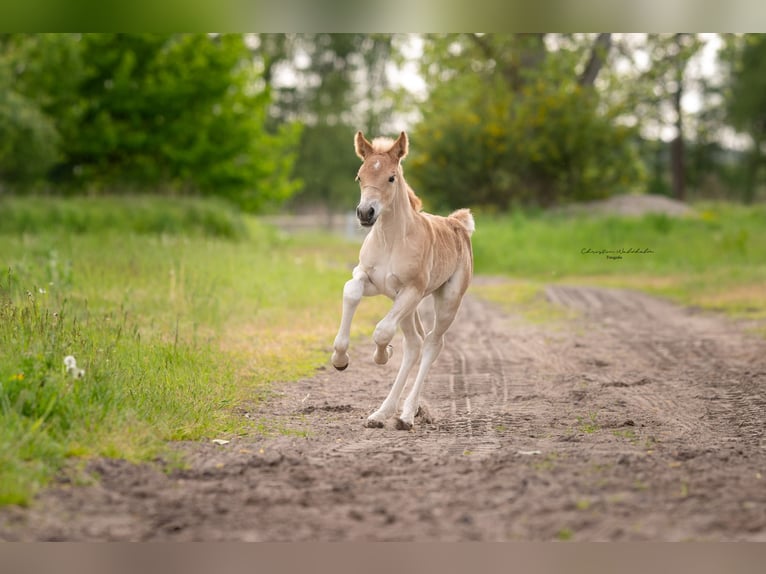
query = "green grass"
xmin=612 ymin=429 xmax=638 ymax=444
xmin=556 ymin=528 xmax=574 ymax=541
xmin=0 ymin=195 xmax=248 ymax=239
xmin=0 ymin=196 xmax=384 ymax=506
xmin=472 ymin=202 xmax=766 ymax=318
xmin=576 ymin=412 xmax=600 ymax=434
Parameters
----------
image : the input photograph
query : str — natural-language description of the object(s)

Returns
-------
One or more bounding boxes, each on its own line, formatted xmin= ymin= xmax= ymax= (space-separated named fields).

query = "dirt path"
xmin=2 ymin=282 xmax=765 ymax=541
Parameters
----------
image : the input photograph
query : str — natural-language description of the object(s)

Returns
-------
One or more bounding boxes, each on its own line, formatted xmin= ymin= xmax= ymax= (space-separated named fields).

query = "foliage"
xmin=603 ymin=34 xmax=704 ymax=138
xmin=3 ymin=33 xmax=765 ymax=210
xmin=407 ymin=34 xmax=645 ymax=210
xmin=65 ymin=34 xmax=301 ymax=210
xmin=259 ymin=34 xmax=395 ymax=210
xmin=721 ymin=34 xmax=766 ymax=203
xmin=0 ymin=85 xmax=59 ymax=186
xmin=0 ymin=34 xmax=301 ymax=212
xmin=0 ymin=34 xmax=83 ymax=187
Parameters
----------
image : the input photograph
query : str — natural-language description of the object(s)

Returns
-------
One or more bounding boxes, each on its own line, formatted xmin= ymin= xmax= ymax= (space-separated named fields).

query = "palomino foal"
xmin=331 ymin=131 xmax=474 ymax=430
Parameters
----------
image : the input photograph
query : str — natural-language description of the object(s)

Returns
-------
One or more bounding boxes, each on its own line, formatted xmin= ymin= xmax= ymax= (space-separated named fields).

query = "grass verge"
xmin=0 ymin=196 xmax=384 ymax=505
xmin=472 ymin=202 xmax=766 ymax=318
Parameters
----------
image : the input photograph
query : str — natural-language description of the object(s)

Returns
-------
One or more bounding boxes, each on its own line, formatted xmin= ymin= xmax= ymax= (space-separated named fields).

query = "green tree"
xmin=0 ymin=34 xmax=83 ymax=188
xmin=64 ymin=34 xmax=301 ymax=210
xmin=0 ymin=34 xmax=301 ymax=211
xmin=408 ymin=34 xmax=644 ymax=210
xmin=722 ymin=34 xmax=766 ymax=204
xmin=608 ymin=34 xmax=704 ymax=201
xmin=257 ymin=34 xmax=394 ymax=213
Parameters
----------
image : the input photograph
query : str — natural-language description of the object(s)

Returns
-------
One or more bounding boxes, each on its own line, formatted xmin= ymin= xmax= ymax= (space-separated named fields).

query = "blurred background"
xmin=1 ymin=33 xmax=764 ymax=215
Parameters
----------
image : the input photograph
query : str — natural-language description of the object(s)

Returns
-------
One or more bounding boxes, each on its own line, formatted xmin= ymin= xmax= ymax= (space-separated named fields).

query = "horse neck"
xmin=373 ymin=180 xmax=417 ymax=245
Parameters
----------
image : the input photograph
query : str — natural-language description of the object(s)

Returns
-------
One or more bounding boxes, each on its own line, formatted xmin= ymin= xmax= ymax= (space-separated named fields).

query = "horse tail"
xmin=449 ymin=208 xmax=475 ymax=237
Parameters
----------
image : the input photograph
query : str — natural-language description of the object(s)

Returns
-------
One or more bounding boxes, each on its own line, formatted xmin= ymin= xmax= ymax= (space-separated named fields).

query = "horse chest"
xmin=365 ymin=265 xmax=403 ymax=299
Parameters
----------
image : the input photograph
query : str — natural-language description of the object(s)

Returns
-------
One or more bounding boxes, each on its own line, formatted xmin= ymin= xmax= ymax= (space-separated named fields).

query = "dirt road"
xmin=2 ymin=282 xmax=765 ymax=541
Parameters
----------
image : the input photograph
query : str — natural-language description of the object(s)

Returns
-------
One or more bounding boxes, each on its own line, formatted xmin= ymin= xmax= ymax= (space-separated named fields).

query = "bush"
xmin=408 ymin=70 xmax=645 ymax=210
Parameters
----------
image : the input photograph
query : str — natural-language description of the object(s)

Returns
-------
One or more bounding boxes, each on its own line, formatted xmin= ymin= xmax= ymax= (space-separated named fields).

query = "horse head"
xmin=353 ymin=131 xmax=411 ymax=227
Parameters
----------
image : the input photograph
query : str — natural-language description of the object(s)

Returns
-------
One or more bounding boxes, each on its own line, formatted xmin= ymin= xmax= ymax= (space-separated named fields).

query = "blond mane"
xmin=371 ymin=137 xmax=396 ymax=153
xmin=407 ymin=186 xmax=422 ymax=212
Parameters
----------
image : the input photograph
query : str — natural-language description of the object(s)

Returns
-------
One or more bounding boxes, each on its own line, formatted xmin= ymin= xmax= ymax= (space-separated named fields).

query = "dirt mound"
xmin=558 ymin=194 xmax=694 ymax=217
xmin=1 ymin=284 xmax=765 ymax=541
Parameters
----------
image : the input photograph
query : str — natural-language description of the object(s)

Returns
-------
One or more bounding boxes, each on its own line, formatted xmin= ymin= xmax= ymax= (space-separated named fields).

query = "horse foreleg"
xmin=332 ymin=267 xmax=375 ymax=370
xmin=371 ymin=286 xmax=423 ymax=366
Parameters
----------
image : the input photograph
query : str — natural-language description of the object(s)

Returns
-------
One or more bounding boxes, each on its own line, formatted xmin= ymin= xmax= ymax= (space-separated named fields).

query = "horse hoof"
xmin=394 ymin=418 xmax=413 ymax=431
xmin=331 ymin=351 xmax=349 ymax=371
xmin=373 ymin=345 xmax=394 ymax=365
xmin=364 ymin=419 xmax=385 ymax=428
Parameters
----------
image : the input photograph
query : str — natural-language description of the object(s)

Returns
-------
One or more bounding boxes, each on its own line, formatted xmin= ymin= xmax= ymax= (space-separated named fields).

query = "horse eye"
xmin=388 ymin=175 xmax=395 ymax=183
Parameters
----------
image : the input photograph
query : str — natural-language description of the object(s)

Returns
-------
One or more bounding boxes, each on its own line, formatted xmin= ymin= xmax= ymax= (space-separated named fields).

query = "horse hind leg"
xmin=396 ymin=281 xmax=465 ymax=430
xmin=365 ymin=311 xmax=423 ymax=427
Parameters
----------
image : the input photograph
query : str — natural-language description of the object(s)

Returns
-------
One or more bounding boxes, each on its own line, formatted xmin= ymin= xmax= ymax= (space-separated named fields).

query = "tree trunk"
xmin=743 ymin=142 xmax=761 ymax=204
xmin=578 ymin=33 xmax=612 ymax=87
xmin=670 ymin=136 xmax=686 ymax=201
xmin=671 ymin=34 xmax=686 ymax=202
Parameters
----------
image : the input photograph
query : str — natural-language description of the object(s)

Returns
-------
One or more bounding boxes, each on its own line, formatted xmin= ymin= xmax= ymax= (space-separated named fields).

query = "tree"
xmin=0 ymin=34 xmax=83 ymax=188
xmin=407 ymin=34 xmax=644 ymax=210
xmin=255 ymin=34 xmax=395 ymax=213
xmin=602 ymin=34 xmax=711 ymax=201
xmin=52 ymin=34 xmax=300 ymax=211
xmin=723 ymin=34 xmax=766 ymax=204
xmin=0 ymin=34 xmax=301 ymax=211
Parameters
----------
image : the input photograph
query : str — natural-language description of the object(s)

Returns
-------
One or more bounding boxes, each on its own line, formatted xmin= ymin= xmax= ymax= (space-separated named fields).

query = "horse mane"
xmin=406 ymin=185 xmax=423 ymax=212
xmin=371 ymin=137 xmax=395 ymax=153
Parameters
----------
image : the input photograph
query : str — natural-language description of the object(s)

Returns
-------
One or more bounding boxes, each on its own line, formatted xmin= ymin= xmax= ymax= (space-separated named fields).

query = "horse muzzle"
xmin=356 ymin=203 xmax=378 ymax=227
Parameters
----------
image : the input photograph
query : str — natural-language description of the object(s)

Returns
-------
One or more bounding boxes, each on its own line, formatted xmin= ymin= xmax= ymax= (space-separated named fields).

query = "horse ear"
xmin=390 ymin=131 xmax=409 ymax=160
xmin=355 ymin=131 xmax=374 ymax=160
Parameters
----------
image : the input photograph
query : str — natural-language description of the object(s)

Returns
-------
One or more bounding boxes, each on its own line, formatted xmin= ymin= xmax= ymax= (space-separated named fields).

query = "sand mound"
xmin=558 ymin=194 xmax=694 ymax=217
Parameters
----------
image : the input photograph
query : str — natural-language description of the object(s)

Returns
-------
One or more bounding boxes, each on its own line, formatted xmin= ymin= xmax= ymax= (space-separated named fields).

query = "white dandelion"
xmin=64 ymin=355 xmax=85 ymax=379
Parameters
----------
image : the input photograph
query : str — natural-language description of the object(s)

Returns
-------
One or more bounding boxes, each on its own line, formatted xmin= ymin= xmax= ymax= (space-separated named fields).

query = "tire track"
xmin=546 ymin=284 xmax=766 ymax=446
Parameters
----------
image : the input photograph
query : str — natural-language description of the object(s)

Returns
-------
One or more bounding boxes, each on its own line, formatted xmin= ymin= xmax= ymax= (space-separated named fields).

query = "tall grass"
xmin=0 ymin=196 xmax=382 ymax=505
xmin=472 ymin=202 xmax=766 ymax=316
xmin=0 ymin=195 xmax=248 ymax=239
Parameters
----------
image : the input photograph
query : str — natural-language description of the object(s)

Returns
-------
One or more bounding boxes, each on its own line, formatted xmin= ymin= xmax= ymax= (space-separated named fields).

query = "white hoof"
xmin=332 ymin=350 xmax=349 ymax=371
xmin=373 ymin=345 xmax=393 ymax=365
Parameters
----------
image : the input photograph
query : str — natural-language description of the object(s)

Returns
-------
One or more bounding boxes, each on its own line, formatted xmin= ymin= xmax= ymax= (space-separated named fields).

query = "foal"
xmin=331 ymin=131 xmax=474 ymax=430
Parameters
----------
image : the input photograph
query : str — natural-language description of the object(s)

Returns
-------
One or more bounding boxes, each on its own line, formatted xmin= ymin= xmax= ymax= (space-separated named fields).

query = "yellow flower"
xmin=10 ymin=373 xmax=24 ymax=382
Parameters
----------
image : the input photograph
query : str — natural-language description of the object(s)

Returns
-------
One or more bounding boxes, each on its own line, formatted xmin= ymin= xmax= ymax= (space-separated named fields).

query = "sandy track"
xmin=2 ymin=283 xmax=765 ymax=541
